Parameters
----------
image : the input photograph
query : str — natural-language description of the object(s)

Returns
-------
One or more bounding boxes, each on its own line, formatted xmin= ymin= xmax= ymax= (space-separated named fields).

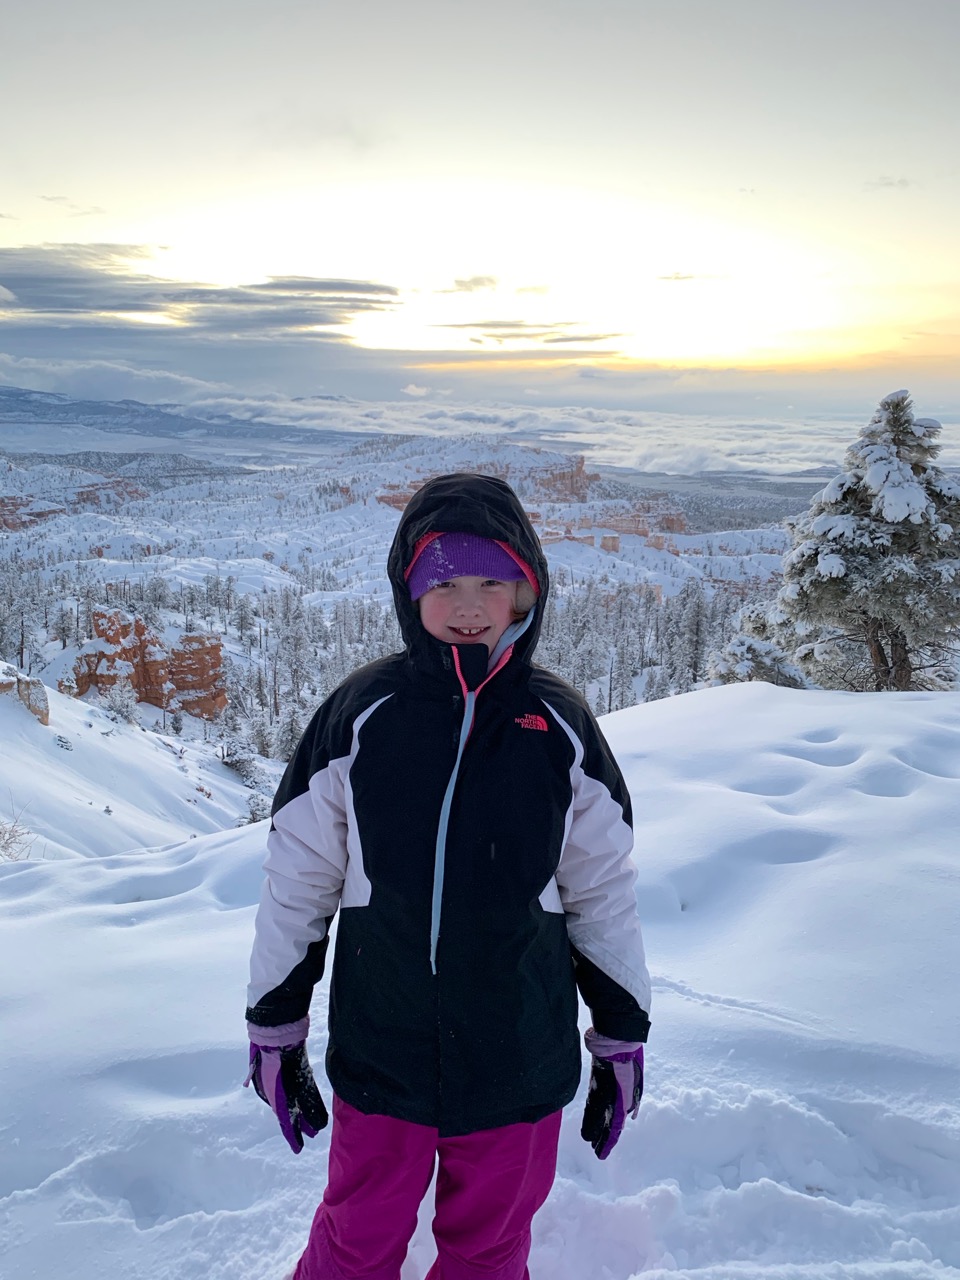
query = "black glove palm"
xmin=246 ymin=1041 xmax=329 ymax=1153
xmin=581 ymin=1048 xmax=644 ymax=1160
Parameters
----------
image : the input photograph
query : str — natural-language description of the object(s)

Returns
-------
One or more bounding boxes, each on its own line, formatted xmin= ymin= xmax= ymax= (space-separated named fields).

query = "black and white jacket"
xmin=247 ymin=473 xmax=651 ymax=1136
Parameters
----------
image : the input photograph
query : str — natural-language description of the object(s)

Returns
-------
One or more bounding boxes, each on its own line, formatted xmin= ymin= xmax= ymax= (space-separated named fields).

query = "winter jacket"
xmin=246 ymin=472 xmax=651 ymax=1136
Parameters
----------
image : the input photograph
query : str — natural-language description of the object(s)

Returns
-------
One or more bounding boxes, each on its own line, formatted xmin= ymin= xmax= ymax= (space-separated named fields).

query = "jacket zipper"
xmin=428 ymin=645 xmax=512 ymax=974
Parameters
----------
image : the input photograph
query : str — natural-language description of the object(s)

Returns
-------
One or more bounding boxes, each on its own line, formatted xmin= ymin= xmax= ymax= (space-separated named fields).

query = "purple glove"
xmin=581 ymin=1028 xmax=644 ymax=1160
xmin=245 ymin=1018 xmax=328 ymax=1154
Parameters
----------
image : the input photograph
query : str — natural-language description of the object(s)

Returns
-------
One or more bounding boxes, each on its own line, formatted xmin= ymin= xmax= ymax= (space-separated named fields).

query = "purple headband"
xmin=406 ymin=532 xmax=535 ymax=602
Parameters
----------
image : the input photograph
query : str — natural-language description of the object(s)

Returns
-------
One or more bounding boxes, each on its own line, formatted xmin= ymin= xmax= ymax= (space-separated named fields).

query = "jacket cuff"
xmin=590 ymin=1006 xmax=651 ymax=1042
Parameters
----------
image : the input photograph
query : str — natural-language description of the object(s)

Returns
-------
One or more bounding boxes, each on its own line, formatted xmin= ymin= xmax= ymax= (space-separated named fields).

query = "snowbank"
xmin=1 ymin=683 xmax=958 ymax=1279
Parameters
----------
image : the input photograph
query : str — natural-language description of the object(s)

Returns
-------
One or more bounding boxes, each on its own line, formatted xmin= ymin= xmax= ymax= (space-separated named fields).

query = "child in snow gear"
xmin=245 ymin=472 xmax=651 ymax=1280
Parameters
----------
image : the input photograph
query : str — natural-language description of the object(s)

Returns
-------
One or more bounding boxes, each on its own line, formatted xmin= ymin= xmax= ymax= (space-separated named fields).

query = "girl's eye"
xmin=483 ymin=579 xmax=506 ymax=587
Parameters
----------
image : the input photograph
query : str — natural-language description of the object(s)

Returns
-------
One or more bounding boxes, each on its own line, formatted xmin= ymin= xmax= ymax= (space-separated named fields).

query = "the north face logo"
xmin=515 ymin=713 xmax=548 ymax=732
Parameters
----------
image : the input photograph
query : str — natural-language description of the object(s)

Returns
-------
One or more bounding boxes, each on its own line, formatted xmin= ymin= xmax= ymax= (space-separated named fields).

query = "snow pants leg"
xmin=292 ymin=1096 xmax=561 ymax=1280
xmin=425 ymin=1109 xmax=562 ymax=1280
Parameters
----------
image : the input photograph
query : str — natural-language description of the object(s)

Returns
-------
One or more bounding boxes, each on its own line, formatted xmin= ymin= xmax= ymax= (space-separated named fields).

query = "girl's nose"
xmin=455 ymin=589 xmax=483 ymax=612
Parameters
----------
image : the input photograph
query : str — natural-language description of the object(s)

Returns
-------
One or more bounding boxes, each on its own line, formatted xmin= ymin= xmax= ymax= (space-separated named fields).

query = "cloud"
xmin=39 ymin=194 xmax=106 ymax=217
xmin=864 ymin=176 xmax=915 ymax=191
xmin=249 ymin=277 xmax=397 ymax=297
xmin=0 ymin=352 xmax=241 ymax=403
xmin=438 ymin=318 xmax=621 ymax=352
xmin=241 ymin=101 xmax=382 ymax=154
xmin=439 ymin=319 xmax=574 ymax=343
xmin=0 ymin=245 xmax=413 ymax=403
xmin=0 ymin=246 xmax=399 ymax=336
xmin=437 ymin=276 xmax=499 ymax=295
xmin=452 ymin=276 xmax=497 ymax=292
xmin=0 ymin=285 xmax=17 ymax=303
xmin=543 ymin=333 xmax=621 ymax=345
xmin=1 ymin=246 xmax=956 ymax=425
xmin=402 ymin=383 xmax=430 ymax=397
xmin=658 ymin=273 xmax=698 ymax=282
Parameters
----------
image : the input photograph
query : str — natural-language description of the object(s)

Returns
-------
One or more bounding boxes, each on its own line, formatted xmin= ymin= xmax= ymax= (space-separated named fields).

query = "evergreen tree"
xmin=707 ymin=636 xmax=806 ymax=688
xmin=277 ymin=602 xmax=313 ymax=705
xmin=231 ymin=594 xmax=256 ymax=642
xmin=777 ymin=391 xmax=960 ymax=690
xmin=273 ymin=702 xmax=305 ymax=762
xmin=102 ymin=678 xmax=140 ymax=723
xmin=644 ymin=665 xmax=671 ymax=702
xmin=249 ymin=710 xmax=273 ymax=757
xmin=676 ymin=579 xmax=708 ymax=687
xmin=611 ymin=641 xmax=635 ymax=711
xmin=707 ymin=601 xmax=806 ymax=688
xmin=50 ymin=603 xmax=76 ymax=650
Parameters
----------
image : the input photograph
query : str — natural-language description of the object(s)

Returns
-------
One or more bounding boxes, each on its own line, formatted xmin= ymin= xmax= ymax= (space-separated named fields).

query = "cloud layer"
xmin=1 ymin=244 xmax=958 ymax=424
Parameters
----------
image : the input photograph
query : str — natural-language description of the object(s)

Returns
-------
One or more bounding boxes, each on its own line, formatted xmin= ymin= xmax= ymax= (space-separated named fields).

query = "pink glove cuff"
xmin=584 ymin=1028 xmax=645 ymax=1059
xmin=247 ymin=1016 xmax=310 ymax=1047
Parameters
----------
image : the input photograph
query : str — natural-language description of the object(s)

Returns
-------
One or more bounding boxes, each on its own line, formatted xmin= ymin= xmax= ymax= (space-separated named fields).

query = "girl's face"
xmin=418 ymin=575 xmax=518 ymax=652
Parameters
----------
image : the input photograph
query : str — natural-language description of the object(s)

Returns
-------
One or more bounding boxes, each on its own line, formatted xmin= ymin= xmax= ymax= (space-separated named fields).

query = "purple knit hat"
xmin=405 ymin=532 xmax=536 ymax=601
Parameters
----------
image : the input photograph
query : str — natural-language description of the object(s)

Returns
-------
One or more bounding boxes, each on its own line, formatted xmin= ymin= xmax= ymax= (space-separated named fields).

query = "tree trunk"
xmin=888 ymin=626 xmax=913 ymax=691
xmin=864 ymin=618 xmax=892 ymax=691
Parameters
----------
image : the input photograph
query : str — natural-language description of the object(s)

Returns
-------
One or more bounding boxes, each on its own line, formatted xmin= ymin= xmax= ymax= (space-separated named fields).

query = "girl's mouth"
xmin=450 ymin=626 xmax=488 ymax=638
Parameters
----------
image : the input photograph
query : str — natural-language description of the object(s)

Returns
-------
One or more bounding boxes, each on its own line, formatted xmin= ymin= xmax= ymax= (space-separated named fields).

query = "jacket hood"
xmin=387 ymin=472 xmax=549 ymax=665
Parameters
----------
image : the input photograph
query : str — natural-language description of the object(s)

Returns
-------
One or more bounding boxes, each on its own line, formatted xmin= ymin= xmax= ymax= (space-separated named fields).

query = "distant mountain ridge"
xmin=0 ymin=384 xmax=361 ymax=452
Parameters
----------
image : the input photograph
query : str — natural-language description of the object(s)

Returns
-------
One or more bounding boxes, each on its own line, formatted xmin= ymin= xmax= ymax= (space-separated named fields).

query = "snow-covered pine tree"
xmin=611 ymin=640 xmax=635 ymax=711
xmin=776 ymin=391 xmax=960 ymax=690
xmin=50 ymin=602 xmax=76 ymax=650
xmin=102 ymin=677 xmax=140 ymax=723
xmin=273 ymin=701 xmax=305 ymax=762
xmin=644 ymin=665 xmax=671 ymax=702
xmin=707 ymin=600 xmax=806 ymax=689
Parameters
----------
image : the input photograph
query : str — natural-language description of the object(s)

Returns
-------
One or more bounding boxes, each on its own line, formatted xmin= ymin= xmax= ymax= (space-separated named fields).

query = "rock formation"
xmin=0 ymin=663 xmax=50 ymax=725
xmin=66 ymin=609 xmax=226 ymax=720
xmin=0 ymin=478 xmax=147 ymax=530
xmin=168 ymin=633 xmax=229 ymax=719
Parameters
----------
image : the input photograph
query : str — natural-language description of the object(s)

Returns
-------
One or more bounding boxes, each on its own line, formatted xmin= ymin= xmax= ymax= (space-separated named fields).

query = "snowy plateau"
xmin=0 ymin=388 xmax=959 ymax=1280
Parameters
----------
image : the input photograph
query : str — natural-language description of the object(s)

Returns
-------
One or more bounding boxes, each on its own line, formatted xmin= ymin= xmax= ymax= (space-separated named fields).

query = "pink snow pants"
xmin=292 ymin=1095 xmax=562 ymax=1280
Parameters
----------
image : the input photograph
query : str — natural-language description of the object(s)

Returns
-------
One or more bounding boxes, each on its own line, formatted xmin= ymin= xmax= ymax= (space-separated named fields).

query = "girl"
xmin=246 ymin=472 xmax=651 ymax=1280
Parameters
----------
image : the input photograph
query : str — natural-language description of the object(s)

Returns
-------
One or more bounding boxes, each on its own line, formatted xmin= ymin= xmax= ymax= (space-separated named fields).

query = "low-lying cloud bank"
xmin=4 ymin=359 xmax=959 ymax=475
xmin=0 ymin=245 xmax=956 ymax=463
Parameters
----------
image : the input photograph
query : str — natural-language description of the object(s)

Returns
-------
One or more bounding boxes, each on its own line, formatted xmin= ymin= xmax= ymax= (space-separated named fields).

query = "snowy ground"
xmin=1 ymin=683 xmax=959 ymax=1279
xmin=0 ymin=689 xmax=255 ymax=860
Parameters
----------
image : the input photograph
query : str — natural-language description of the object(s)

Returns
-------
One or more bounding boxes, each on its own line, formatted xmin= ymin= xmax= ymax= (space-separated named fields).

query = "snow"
xmin=816 ymin=553 xmax=846 ymax=578
xmin=2 ymin=683 xmax=959 ymax=1278
xmin=0 ymin=685 xmax=254 ymax=860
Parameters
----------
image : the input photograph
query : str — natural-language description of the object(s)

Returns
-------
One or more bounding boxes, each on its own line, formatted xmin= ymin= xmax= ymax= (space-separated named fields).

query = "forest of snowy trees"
xmin=0 ymin=551 xmax=741 ymax=757
xmin=2 ymin=391 xmax=958 ymax=786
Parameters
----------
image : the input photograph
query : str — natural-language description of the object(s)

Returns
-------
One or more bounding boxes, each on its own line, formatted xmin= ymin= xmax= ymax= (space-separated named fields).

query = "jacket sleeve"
xmin=544 ymin=697 xmax=651 ymax=1042
xmin=245 ymin=700 xmax=350 ymax=1028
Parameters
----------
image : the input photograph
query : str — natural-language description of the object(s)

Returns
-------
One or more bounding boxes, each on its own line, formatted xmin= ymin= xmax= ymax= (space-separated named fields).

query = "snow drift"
xmin=1 ymin=682 xmax=959 ymax=1279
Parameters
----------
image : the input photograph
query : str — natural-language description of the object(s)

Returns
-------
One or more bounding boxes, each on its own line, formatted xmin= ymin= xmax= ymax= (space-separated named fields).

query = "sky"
xmin=1 ymin=0 xmax=959 ymax=420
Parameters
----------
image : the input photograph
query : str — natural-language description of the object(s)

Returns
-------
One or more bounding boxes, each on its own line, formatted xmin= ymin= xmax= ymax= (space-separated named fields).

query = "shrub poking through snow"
xmin=0 ymin=808 xmax=34 ymax=861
